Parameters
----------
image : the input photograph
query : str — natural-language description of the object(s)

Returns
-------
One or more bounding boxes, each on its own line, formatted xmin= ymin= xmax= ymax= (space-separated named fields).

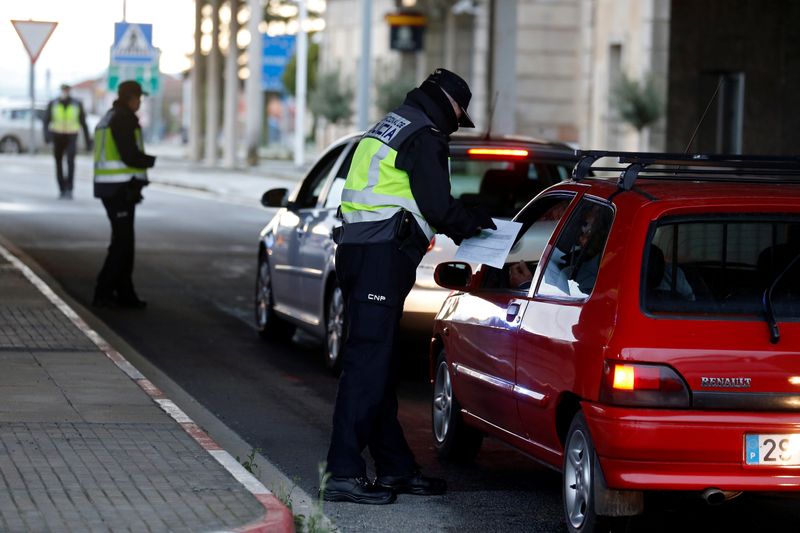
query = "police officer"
xmin=44 ymin=84 xmax=92 ymax=199
xmin=323 ymin=69 xmax=496 ymax=504
xmin=92 ymin=80 xmax=156 ymax=309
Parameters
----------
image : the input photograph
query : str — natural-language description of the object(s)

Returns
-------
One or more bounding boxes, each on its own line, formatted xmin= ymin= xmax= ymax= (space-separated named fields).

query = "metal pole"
xmin=205 ymin=0 xmax=221 ymax=166
xmin=223 ymin=0 xmax=240 ymax=168
xmin=357 ymin=0 xmax=372 ymax=131
xmin=29 ymin=61 xmax=36 ymax=154
xmin=294 ymin=0 xmax=307 ymax=167
xmin=189 ymin=0 xmax=203 ymax=161
xmin=123 ymin=0 xmax=127 ymax=21
xmin=244 ymin=0 xmax=263 ymax=166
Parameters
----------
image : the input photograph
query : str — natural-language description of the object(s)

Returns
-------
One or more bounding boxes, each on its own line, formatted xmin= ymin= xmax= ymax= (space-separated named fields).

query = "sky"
xmin=1 ymin=0 xmax=194 ymax=102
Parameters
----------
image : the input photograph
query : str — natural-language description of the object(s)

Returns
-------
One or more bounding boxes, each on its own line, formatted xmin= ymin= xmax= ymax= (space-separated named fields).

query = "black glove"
xmin=470 ymin=205 xmax=497 ymax=232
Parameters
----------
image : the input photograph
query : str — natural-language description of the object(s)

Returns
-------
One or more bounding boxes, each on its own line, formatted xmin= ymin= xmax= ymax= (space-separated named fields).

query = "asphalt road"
xmin=2 ymin=154 xmax=799 ymax=533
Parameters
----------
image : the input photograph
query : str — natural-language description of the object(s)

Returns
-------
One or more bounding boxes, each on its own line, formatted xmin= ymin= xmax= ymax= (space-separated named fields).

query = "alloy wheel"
xmin=325 ymin=286 xmax=344 ymax=368
xmin=432 ymin=359 xmax=453 ymax=443
xmin=564 ymin=427 xmax=591 ymax=530
xmin=256 ymin=257 xmax=271 ymax=329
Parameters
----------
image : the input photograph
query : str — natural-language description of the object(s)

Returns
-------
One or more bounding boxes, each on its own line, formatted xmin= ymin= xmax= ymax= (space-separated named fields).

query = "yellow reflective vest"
xmin=340 ymin=105 xmax=436 ymax=242
xmin=49 ymin=101 xmax=81 ymax=134
xmin=93 ymin=109 xmax=148 ymax=197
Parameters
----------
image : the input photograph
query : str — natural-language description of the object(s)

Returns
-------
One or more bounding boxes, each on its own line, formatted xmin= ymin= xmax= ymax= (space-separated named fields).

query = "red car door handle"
xmin=506 ymin=303 xmax=521 ymax=320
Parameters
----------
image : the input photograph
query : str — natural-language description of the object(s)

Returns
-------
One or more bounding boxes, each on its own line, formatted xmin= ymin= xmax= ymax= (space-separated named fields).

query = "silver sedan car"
xmin=255 ymin=132 xmax=577 ymax=370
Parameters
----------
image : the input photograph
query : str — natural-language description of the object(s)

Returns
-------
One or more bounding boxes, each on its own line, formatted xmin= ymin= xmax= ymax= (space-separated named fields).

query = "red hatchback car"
xmin=430 ymin=152 xmax=800 ymax=532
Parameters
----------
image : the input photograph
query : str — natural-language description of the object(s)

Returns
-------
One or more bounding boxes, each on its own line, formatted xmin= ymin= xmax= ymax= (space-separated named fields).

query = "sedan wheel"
xmin=563 ymin=411 xmax=609 ymax=533
xmin=324 ymin=283 xmax=345 ymax=371
xmin=0 ymin=136 xmax=22 ymax=154
xmin=432 ymin=350 xmax=482 ymax=461
xmin=254 ymin=252 xmax=295 ymax=340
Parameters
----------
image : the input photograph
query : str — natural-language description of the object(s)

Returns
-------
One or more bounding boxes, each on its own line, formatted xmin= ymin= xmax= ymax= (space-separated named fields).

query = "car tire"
xmin=0 ymin=136 xmax=22 ymax=154
xmin=563 ymin=411 xmax=611 ymax=533
xmin=323 ymin=281 xmax=345 ymax=372
xmin=254 ymin=251 xmax=295 ymax=340
xmin=432 ymin=349 xmax=483 ymax=462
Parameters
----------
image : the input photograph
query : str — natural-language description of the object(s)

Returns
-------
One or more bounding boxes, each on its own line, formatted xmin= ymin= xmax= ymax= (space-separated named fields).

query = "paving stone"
xmin=0 ymin=422 xmax=264 ymax=532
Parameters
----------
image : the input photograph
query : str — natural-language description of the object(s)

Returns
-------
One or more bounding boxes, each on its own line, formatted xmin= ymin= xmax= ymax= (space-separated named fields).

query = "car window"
xmin=643 ymin=217 xmax=800 ymax=319
xmin=480 ymin=195 xmax=574 ymax=291
xmin=449 ymin=157 xmax=573 ymax=219
xmin=294 ymin=144 xmax=345 ymax=209
xmin=537 ymin=199 xmax=614 ymax=299
xmin=323 ymin=143 xmax=356 ymax=208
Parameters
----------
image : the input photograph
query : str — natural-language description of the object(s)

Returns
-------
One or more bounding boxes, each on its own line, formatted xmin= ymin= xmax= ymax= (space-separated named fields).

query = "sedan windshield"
xmin=643 ymin=217 xmax=800 ymax=319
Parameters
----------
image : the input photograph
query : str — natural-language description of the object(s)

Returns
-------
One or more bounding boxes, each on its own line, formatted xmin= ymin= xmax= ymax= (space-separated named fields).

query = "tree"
xmin=309 ymin=71 xmax=353 ymax=125
xmin=612 ymin=72 xmax=664 ymax=148
xmin=281 ymin=40 xmax=319 ymax=97
xmin=375 ymin=71 xmax=417 ymax=115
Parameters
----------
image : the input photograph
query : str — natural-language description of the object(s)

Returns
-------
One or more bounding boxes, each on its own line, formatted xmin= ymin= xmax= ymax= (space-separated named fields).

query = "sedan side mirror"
xmin=261 ymin=188 xmax=289 ymax=208
xmin=434 ymin=261 xmax=474 ymax=291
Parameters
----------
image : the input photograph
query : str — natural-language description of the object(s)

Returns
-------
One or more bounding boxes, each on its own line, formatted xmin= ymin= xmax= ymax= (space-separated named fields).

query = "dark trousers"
xmin=326 ymin=242 xmax=419 ymax=478
xmin=53 ymin=134 xmax=77 ymax=193
xmin=95 ymin=194 xmax=137 ymax=300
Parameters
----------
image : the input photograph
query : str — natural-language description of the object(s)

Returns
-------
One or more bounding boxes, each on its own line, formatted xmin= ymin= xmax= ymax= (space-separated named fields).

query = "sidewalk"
xmin=145 ymin=143 xmax=310 ymax=203
xmin=0 ymin=243 xmax=294 ymax=532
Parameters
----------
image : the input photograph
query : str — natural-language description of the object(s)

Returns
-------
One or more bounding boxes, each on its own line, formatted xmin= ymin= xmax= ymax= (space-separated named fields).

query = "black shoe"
xmin=322 ymin=476 xmax=396 ymax=505
xmin=375 ymin=470 xmax=447 ymax=495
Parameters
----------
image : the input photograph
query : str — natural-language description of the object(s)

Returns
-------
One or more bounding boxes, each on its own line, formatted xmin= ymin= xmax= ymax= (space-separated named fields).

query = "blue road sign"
xmin=111 ymin=22 xmax=156 ymax=64
xmin=263 ymin=34 xmax=296 ymax=92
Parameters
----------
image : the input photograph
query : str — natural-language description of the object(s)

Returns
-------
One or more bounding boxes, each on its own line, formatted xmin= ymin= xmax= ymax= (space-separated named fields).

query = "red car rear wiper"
xmin=762 ymin=252 xmax=800 ymax=344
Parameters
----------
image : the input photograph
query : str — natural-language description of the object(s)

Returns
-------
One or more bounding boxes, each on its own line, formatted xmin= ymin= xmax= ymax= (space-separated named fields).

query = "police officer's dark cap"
xmin=425 ymin=68 xmax=475 ymax=128
xmin=118 ymin=80 xmax=149 ymax=100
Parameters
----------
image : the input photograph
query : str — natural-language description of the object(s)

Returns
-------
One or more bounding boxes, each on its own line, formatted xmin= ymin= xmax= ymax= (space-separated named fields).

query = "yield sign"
xmin=11 ymin=20 xmax=58 ymax=63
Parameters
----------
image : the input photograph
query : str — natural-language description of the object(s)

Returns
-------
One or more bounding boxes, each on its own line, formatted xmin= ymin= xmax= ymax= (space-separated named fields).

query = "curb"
xmin=0 ymin=243 xmax=295 ymax=533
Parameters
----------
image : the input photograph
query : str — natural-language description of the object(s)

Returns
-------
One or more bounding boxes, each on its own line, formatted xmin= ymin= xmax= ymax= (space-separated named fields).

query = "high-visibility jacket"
xmin=49 ymin=101 xmax=81 ymax=134
xmin=340 ymin=105 xmax=436 ymax=243
xmin=93 ymin=109 xmax=148 ymax=193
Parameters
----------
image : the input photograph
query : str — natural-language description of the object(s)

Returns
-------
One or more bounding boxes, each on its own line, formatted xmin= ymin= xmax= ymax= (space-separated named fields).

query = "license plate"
xmin=745 ymin=434 xmax=800 ymax=465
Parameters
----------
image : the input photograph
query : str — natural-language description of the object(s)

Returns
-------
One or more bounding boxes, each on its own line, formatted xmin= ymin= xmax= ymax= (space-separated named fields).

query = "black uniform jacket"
xmin=94 ymin=101 xmax=156 ymax=199
xmin=393 ymin=89 xmax=490 ymax=258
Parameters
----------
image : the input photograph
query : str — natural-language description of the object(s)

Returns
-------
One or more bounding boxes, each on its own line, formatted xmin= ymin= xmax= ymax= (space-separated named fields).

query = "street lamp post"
xmin=294 ymin=0 xmax=307 ymax=167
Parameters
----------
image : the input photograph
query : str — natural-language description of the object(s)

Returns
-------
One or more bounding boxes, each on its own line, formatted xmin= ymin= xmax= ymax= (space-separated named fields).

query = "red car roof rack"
xmin=572 ymin=150 xmax=800 ymax=191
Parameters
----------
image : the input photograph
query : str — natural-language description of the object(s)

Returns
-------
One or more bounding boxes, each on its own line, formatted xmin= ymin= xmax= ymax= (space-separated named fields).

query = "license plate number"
xmin=745 ymin=434 xmax=800 ymax=465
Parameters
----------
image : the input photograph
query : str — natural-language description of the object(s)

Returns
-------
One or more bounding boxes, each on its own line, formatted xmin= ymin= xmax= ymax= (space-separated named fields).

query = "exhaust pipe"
xmin=701 ymin=488 xmax=742 ymax=505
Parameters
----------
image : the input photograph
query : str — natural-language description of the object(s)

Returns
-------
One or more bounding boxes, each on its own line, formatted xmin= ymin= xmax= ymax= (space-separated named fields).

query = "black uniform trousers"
xmin=52 ymin=134 xmax=78 ymax=193
xmin=326 ymin=241 xmax=419 ymax=478
xmin=95 ymin=192 xmax=138 ymax=300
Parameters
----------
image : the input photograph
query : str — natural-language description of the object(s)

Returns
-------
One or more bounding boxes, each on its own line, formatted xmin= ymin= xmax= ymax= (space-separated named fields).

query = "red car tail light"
xmin=600 ymin=361 xmax=690 ymax=408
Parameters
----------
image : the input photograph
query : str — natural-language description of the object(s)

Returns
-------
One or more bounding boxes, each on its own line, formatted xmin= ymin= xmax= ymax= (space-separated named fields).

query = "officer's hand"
xmin=471 ymin=205 xmax=497 ymax=232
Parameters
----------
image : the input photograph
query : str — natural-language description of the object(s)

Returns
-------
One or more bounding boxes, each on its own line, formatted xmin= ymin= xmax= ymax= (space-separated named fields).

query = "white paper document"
xmin=454 ymin=218 xmax=523 ymax=269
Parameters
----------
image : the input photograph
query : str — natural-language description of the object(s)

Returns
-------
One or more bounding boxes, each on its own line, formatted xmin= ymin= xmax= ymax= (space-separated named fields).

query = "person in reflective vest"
xmin=44 ymin=84 xmax=91 ymax=199
xmin=92 ymin=80 xmax=156 ymax=309
xmin=323 ymin=69 xmax=496 ymax=505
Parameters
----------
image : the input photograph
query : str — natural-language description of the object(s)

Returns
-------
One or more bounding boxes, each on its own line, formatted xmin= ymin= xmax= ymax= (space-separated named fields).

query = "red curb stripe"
xmin=179 ymin=422 xmax=223 ymax=451
xmin=235 ymin=494 xmax=295 ymax=533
